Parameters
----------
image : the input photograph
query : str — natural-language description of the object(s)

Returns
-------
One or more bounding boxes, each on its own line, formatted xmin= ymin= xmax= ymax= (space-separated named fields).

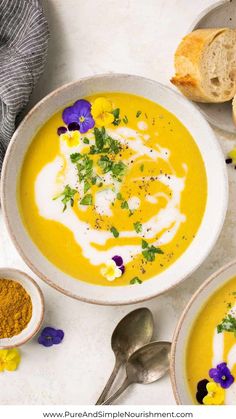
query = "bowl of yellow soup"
xmin=171 ymin=260 xmax=236 ymax=405
xmin=1 ymin=74 xmax=228 ymax=304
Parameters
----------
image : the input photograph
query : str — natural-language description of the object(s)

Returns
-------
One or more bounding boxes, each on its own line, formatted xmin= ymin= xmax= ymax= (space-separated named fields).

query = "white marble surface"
xmin=0 ymin=0 xmax=236 ymax=405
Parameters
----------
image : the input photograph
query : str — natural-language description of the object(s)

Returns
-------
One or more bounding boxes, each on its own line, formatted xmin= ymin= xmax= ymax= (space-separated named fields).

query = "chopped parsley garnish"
xmin=84 ymin=180 xmax=91 ymax=193
xmin=217 ymin=314 xmax=236 ymax=336
xmin=110 ymin=226 xmax=119 ymax=238
xmin=123 ymin=115 xmax=128 ymax=124
xmin=140 ymin=164 xmax=144 ymax=172
xmin=141 ymin=240 xmax=164 ymax=262
xmin=116 ymin=192 xmax=123 ymax=200
xmin=70 ymin=153 xmax=82 ymax=163
xmin=83 ymin=137 xmax=90 ymax=144
xmin=133 ymin=221 xmax=142 ymax=233
xmin=90 ymin=127 xmax=121 ymax=155
xmin=121 ymin=200 xmax=129 ymax=209
xmin=130 ymin=277 xmax=142 ymax=285
xmin=80 ymin=194 xmax=93 ymax=206
xmin=76 ymin=155 xmax=93 ymax=183
xmin=98 ymin=156 xmax=127 ymax=180
xmin=112 ymin=108 xmax=121 ymax=126
xmin=136 ymin=110 xmax=142 ymax=118
xmin=53 ymin=185 xmax=77 ymax=212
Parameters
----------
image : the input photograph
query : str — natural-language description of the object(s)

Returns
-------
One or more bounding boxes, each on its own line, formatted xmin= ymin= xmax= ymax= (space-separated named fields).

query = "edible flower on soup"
xmin=91 ymin=97 xmax=115 ymax=127
xmin=112 ymin=255 xmax=125 ymax=274
xmin=101 ymin=259 xmax=123 ymax=281
xmin=0 ymin=348 xmax=21 ymax=372
xmin=209 ymin=362 xmax=234 ymax=389
xmin=202 ymin=382 xmax=225 ymax=405
xmin=196 ymin=379 xmax=209 ymax=404
xmin=62 ymin=99 xmax=95 ymax=134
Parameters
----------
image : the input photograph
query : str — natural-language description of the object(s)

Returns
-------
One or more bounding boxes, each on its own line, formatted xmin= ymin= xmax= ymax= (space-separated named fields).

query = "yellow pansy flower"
xmin=0 ymin=348 xmax=21 ymax=373
xmin=101 ymin=259 xmax=122 ymax=281
xmin=91 ymin=97 xmax=115 ymax=127
xmin=61 ymin=130 xmax=80 ymax=147
xmin=203 ymin=382 xmax=225 ymax=405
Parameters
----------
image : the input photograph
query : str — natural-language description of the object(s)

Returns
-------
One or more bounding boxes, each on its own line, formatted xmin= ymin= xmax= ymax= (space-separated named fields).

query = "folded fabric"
xmin=0 ymin=0 xmax=49 ymax=170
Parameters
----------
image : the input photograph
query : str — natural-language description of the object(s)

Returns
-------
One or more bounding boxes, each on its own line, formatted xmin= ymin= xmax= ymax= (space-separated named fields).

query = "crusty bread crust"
xmin=171 ymin=28 xmax=236 ymax=103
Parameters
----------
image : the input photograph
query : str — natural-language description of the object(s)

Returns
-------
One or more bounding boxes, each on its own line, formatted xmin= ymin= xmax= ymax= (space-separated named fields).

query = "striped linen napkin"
xmin=0 ymin=0 xmax=49 ymax=169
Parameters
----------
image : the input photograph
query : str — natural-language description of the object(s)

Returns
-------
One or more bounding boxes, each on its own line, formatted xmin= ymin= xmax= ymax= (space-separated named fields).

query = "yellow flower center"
xmin=79 ymin=116 xmax=85 ymax=123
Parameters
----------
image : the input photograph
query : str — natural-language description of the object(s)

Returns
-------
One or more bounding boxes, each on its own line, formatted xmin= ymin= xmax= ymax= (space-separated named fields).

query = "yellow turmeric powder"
xmin=0 ymin=278 xmax=32 ymax=339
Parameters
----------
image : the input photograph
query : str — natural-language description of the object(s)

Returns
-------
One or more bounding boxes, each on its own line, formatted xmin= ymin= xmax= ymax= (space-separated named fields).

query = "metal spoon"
xmin=96 ymin=308 xmax=154 ymax=404
xmin=102 ymin=341 xmax=171 ymax=405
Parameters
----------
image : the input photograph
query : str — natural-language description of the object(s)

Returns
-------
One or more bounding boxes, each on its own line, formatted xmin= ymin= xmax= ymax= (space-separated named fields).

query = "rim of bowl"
xmin=0 ymin=73 xmax=229 ymax=305
xmin=170 ymin=258 xmax=236 ymax=404
xmin=0 ymin=267 xmax=44 ymax=348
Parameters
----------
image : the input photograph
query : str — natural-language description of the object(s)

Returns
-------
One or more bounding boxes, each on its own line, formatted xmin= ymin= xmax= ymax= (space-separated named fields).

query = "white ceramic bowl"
xmin=0 ymin=268 xmax=44 ymax=348
xmin=0 ymin=74 xmax=228 ymax=305
xmin=170 ymin=259 xmax=236 ymax=404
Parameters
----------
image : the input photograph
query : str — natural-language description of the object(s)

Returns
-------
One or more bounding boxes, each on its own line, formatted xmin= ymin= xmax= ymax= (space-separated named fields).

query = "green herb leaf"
xmin=70 ymin=153 xmax=82 ymax=163
xmin=80 ymin=194 xmax=93 ymax=206
xmin=130 ymin=277 xmax=142 ymax=285
xmin=133 ymin=221 xmax=142 ymax=233
xmin=217 ymin=314 xmax=236 ymax=336
xmin=83 ymin=137 xmax=90 ymax=144
xmin=142 ymin=239 xmax=148 ymax=249
xmin=112 ymin=108 xmax=121 ymax=126
xmin=136 ymin=110 xmax=142 ymax=118
xmin=53 ymin=185 xmax=77 ymax=212
xmin=123 ymin=115 xmax=128 ymax=124
xmin=140 ymin=164 xmax=144 ymax=172
xmin=116 ymin=192 xmax=123 ymax=200
xmin=90 ymin=127 xmax=121 ymax=155
xmin=121 ymin=200 xmax=129 ymax=209
xmin=110 ymin=226 xmax=119 ymax=238
xmin=84 ymin=180 xmax=91 ymax=193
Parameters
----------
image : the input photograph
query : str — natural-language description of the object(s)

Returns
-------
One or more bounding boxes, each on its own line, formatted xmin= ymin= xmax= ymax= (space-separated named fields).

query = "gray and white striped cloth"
xmin=0 ymin=0 xmax=49 ymax=169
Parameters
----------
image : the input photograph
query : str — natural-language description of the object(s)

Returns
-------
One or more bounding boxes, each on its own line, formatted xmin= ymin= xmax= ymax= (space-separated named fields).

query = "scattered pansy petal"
xmin=203 ymin=382 xmax=225 ymax=405
xmin=57 ymin=126 xmax=67 ymax=136
xmin=101 ymin=259 xmax=122 ymax=281
xmin=38 ymin=327 xmax=64 ymax=347
xmin=196 ymin=379 xmax=209 ymax=404
xmin=119 ymin=265 xmax=125 ymax=275
xmin=60 ymin=130 xmax=80 ymax=147
xmin=91 ymin=97 xmax=115 ymax=127
xmin=112 ymin=255 xmax=123 ymax=267
xmin=209 ymin=362 xmax=234 ymax=389
xmin=0 ymin=348 xmax=21 ymax=373
xmin=68 ymin=122 xmax=80 ymax=131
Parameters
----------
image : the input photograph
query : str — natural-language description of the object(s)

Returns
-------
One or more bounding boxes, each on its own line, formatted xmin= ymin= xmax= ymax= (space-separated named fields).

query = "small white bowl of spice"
xmin=0 ymin=268 xmax=44 ymax=349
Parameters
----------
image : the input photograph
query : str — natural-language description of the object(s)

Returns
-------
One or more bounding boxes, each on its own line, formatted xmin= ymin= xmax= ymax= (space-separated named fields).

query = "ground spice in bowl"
xmin=0 ymin=278 xmax=32 ymax=339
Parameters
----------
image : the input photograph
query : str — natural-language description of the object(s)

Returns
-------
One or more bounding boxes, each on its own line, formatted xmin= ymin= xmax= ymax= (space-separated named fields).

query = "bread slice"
xmin=171 ymin=28 xmax=236 ymax=103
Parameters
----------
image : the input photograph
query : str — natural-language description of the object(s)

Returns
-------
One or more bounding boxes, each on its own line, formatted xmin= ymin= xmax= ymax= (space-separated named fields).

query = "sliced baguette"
xmin=171 ymin=28 xmax=236 ymax=103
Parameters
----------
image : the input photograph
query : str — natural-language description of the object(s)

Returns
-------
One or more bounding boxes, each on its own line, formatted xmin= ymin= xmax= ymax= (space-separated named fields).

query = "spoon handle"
xmin=96 ymin=357 xmax=122 ymax=405
xmin=102 ymin=377 xmax=131 ymax=405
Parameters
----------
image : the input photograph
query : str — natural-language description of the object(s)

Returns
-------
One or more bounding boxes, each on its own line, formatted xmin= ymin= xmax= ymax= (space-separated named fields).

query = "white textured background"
xmin=0 ymin=0 xmax=235 ymax=405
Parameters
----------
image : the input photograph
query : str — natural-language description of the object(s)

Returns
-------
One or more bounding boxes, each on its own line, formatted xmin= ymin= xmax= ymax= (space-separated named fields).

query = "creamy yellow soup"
xmin=186 ymin=276 xmax=236 ymax=405
xmin=19 ymin=92 xmax=207 ymax=286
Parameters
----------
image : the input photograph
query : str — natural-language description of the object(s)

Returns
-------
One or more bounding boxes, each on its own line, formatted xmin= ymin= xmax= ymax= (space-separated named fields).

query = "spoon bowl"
xmin=102 ymin=341 xmax=171 ymax=405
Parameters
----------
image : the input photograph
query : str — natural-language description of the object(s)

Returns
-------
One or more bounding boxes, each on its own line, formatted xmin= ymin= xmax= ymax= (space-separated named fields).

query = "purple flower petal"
xmin=79 ymin=116 xmax=95 ymax=133
xmin=38 ymin=335 xmax=54 ymax=347
xmin=57 ymin=126 xmax=67 ymax=136
xmin=73 ymin=99 xmax=92 ymax=116
xmin=112 ymin=255 xmax=123 ymax=267
xmin=68 ymin=122 xmax=80 ymax=131
xmin=41 ymin=327 xmax=57 ymax=337
xmin=196 ymin=379 xmax=209 ymax=404
xmin=209 ymin=362 xmax=234 ymax=389
xmin=62 ymin=107 xmax=79 ymax=125
xmin=119 ymin=265 xmax=125 ymax=275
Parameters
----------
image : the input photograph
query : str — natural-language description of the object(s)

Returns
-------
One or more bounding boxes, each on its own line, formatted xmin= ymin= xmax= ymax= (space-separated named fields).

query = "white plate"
xmin=0 ymin=74 xmax=228 ymax=305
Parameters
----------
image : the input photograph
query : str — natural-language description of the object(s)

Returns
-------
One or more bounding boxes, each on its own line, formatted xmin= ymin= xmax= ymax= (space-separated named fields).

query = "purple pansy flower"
xmin=112 ymin=255 xmax=125 ymax=275
xmin=38 ymin=327 xmax=64 ymax=347
xmin=209 ymin=362 xmax=234 ymax=389
xmin=62 ymin=99 xmax=95 ymax=134
xmin=196 ymin=379 xmax=209 ymax=404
